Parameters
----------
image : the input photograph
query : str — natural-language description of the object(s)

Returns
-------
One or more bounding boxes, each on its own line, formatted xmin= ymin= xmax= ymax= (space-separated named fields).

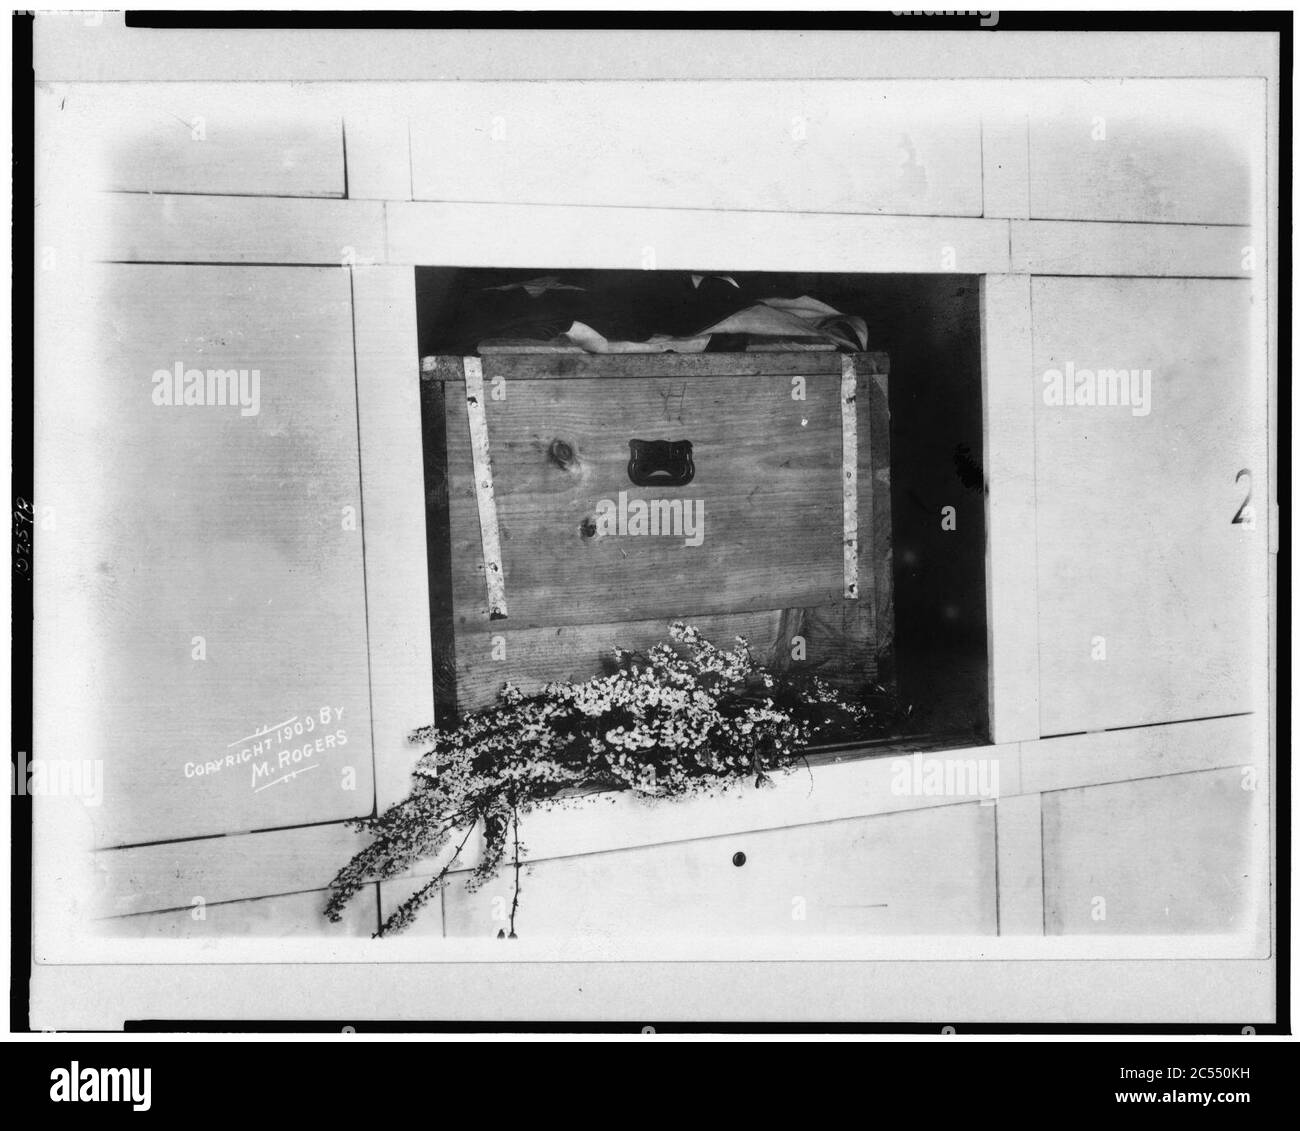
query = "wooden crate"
xmin=420 ymin=351 xmax=893 ymax=717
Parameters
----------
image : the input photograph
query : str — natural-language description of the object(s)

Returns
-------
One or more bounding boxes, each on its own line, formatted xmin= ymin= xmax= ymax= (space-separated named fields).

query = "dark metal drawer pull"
xmin=627 ymin=439 xmax=694 ymax=487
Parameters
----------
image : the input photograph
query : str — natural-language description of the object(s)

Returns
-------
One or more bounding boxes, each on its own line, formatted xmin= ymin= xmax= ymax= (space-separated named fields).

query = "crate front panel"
xmin=429 ymin=354 xmax=891 ymax=713
xmin=444 ymin=373 xmax=847 ymax=627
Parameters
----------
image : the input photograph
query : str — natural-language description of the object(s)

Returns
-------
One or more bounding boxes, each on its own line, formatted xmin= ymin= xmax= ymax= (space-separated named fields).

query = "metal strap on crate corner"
xmin=840 ymin=355 xmax=859 ymax=601
xmin=462 ymin=357 xmax=508 ymax=620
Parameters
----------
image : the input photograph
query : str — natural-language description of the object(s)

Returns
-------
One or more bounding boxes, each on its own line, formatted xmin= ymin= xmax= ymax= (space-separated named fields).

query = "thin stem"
xmin=377 ymin=817 xmax=477 ymax=937
xmin=508 ymin=804 xmax=522 ymax=938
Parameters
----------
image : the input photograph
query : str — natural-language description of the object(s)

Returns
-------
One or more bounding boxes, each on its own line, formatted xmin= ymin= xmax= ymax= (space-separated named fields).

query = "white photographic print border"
xmin=21 ymin=13 xmax=1281 ymax=1031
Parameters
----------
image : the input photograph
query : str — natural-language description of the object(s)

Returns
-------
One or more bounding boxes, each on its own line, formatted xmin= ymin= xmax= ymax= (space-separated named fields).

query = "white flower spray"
xmin=326 ymin=622 xmax=902 ymax=937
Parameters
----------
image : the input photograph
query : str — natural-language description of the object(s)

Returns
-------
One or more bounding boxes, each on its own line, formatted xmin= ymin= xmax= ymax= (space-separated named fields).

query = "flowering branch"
xmin=325 ymin=622 xmax=900 ymax=936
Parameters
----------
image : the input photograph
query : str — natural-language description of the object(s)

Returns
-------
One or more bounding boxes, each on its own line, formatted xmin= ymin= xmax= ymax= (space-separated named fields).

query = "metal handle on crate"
xmin=627 ymin=439 xmax=695 ymax=487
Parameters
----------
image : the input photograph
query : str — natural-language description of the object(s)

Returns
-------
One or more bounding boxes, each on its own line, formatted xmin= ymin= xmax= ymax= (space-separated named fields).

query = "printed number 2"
xmin=1232 ymin=469 xmax=1253 ymax=526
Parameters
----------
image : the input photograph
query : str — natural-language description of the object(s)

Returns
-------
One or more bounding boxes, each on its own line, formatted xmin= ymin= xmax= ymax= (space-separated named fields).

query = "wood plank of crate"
xmin=448 ymin=610 xmax=791 ymax=713
xmin=461 ymin=357 xmax=508 ymax=620
xmin=422 ymin=352 xmax=850 ymax=381
xmin=427 ymin=352 xmax=891 ymax=712
xmin=865 ymin=354 xmax=894 ymax=675
xmin=840 ymin=356 xmax=860 ymax=600
xmin=450 ymin=605 xmax=885 ymax=715
xmin=443 ymin=372 xmax=845 ymax=628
